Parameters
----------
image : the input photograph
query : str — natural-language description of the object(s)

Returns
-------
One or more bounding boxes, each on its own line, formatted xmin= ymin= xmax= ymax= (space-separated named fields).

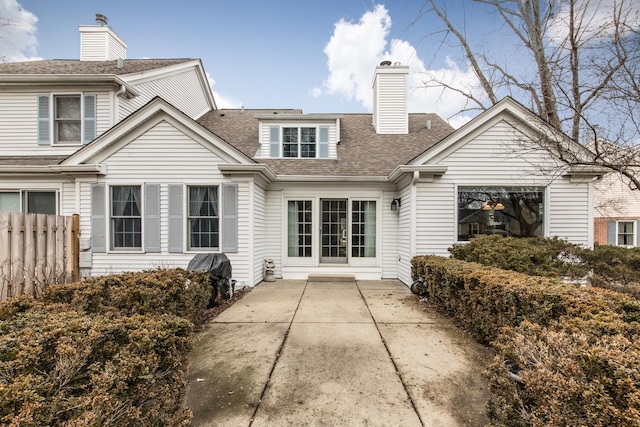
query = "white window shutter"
xmin=168 ymin=184 xmax=183 ymax=253
xmin=222 ymin=183 xmax=238 ymax=253
xmin=270 ymin=126 xmax=280 ymax=157
xmin=144 ymin=184 xmax=160 ymax=253
xmin=91 ymin=183 xmax=106 ymax=253
xmin=319 ymin=126 xmax=329 ymax=158
xmin=83 ymin=93 xmax=97 ymax=144
xmin=37 ymin=94 xmax=51 ymax=146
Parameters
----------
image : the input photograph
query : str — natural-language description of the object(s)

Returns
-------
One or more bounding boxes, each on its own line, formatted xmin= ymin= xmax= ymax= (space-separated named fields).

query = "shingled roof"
xmin=198 ymin=109 xmax=455 ymax=177
xmin=0 ymin=59 xmax=195 ymax=76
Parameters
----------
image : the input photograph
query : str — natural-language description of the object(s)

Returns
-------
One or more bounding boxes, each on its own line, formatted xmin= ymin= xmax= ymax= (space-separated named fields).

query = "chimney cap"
xmin=380 ymin=60 xmax=392 ymax=66
xmin=95 ymin=14 xmax=108 ymax=26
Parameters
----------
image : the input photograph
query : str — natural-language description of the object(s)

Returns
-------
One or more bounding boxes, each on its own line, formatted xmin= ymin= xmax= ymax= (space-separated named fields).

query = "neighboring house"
xmin=594 ymin=171 xmax=640 ymax=247
xmin=0 ymin=20 xmax=605 ymax=287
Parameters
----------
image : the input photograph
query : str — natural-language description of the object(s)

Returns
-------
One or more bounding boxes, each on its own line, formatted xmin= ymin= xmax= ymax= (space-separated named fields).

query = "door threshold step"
xmin=307 ymin=274 xmax=356 ymax=282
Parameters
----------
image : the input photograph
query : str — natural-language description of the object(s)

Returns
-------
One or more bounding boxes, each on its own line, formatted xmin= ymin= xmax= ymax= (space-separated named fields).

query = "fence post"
xmin=72 ymin=214 xmax=80 ymax=282
xmin=0 ymin=212 xmax=10 ymax=300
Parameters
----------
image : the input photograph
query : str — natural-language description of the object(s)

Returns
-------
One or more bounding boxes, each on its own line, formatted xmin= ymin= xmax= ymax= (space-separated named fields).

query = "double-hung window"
xmin=111 ymin=186 xmax=142 ymax=250
xmin=0 ymin=190 xmax=57 ymax=214
xmin=617 ymin=221 xmax=635 ymax=246
xmin=282 ymin=127 xmax=317 ymax=158
xmin=54 ymin=95 xmax=81 ymax=144
xmin=188 ymin=186 xmax=219 ymax=249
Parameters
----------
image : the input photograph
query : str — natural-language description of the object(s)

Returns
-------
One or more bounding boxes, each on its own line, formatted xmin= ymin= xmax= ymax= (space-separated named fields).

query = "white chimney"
xmin=79 ymin=15 xmax=127 ymax=61
xmin=372 ymin=61 xmax=409 ymax=134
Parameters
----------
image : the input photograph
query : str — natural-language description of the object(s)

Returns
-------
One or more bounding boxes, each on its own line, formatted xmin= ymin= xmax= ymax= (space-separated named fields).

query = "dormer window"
xmin=37 ymin=93 xmax=96 ymax=146
xmin=283 ymin=127 xmax=316 ymax=158
xmin=269 ymin=125 xmax=329 ymax=158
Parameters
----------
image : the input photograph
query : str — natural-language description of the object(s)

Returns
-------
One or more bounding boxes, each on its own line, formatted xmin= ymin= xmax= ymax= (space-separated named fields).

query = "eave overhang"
xmin=563 ymin=165 xmax=611 ymax=183
xmin=0 ymin=164 xmax=106 ymax=176
xmin=0 ymin=74 xmax=140 ymax=98
xmin=218 ymin=164 xmax=277 ymax=181
xmin=388 ymin=165 xmax=448 ymax=183
xmin=254 ymin=114 xmax=343 ymax=121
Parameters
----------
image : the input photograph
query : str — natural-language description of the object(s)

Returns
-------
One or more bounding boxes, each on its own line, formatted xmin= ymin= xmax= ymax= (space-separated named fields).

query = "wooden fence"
xmin=0 ymin=211 xmax=80 ymax=301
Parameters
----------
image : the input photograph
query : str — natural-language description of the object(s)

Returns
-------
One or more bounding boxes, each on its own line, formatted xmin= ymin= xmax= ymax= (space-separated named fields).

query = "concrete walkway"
xmin=185 ymin=279 xmax=492 ymax=426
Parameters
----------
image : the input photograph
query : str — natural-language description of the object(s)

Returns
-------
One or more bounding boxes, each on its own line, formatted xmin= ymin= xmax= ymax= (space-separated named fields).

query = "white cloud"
xmin=547 ymin=0 xmax=640 ymax=45
xmin=206 ymin=72 xmax=242 ymax=109
xmin=318 ymin=4 xmax=484 ymax=127
xmin=0 ymin=0 xmax=41 ymax=62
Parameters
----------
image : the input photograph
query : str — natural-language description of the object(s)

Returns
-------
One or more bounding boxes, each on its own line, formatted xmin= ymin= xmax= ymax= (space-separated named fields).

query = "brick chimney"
xmin=372 ymin=61 xmax=409 ymax=134
xmin=79 ymin=14 xmax=127 ymax=61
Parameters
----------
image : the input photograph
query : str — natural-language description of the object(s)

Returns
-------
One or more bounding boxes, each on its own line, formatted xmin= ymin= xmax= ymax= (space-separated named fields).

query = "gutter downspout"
xmin=410 ymin=170 xmax=419 ymax=277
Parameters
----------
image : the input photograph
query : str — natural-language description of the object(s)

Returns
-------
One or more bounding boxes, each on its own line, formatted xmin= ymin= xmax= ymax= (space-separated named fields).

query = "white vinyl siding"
xmin=395 ymin=185 xmax=413 ymax=284
xmin=373 ymin=72 xmax=408 ymax=134
xmin=381 ymin=192 xmax=399 ymax=279
xmin=79 ymin=27 xmax=127 ymax=61
xmin=119 ymin=68 xmax=210 ymax=120
xmin=548 ymin=181 xmax=591 ymax=247
xmin=80 ymin=120 xmax=253 ymax=287
xmin=264 ymin=189 xmax=284 ymax=279
xmin=415 ymin=182 xmax=456 ymax=257
xmin=252 ymin=183 xmax=268 ymax=283
xmin=0 ymin=91 xmax=111 ymax=155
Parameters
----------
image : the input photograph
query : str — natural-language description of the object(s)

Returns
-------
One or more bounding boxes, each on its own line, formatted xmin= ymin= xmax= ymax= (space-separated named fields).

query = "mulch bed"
xmin=199 ymin=287 xmax=250 ymax=325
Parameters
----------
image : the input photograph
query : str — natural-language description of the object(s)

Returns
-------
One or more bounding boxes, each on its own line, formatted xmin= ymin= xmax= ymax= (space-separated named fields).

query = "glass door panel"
xmin=320 ymin=199 xmax=347 ymax=264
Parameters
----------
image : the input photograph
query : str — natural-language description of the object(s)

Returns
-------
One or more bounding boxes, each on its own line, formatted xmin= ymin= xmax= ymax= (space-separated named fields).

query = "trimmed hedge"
xmin=583 ymin=244 xmax=640 ymax=299
xmin=40 ymin=268 xmax=212 ymax=326
xmin=412 ymin=255 xmax=640 ymax=426
xmin=0 ymin=268 xmax=214 ymax=426
xmin=448 ymin=234 xmax=588 ymax=279
xmin=449 ymin=234 xmax=640 ymax=299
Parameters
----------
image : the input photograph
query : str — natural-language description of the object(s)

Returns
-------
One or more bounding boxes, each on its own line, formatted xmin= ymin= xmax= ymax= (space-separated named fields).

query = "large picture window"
xmin=111 ymin=186 xmax=142 ymax=250
xmin=188 ymin=186 xmax=219 ymax=249
xmin=458 ymin=186 xmax=544 ymax=241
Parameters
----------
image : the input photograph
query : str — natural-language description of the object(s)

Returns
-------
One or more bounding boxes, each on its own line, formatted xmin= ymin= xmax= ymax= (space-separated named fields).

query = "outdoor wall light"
xmin=391 ymin=198 xmax=401 ymax=212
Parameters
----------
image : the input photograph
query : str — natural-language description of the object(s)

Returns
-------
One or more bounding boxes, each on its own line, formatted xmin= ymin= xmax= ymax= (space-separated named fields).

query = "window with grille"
xmin=188 ymin=186 xmax=219 ymax=249
xmin=111 ymin=186 xmax=142 ymax=250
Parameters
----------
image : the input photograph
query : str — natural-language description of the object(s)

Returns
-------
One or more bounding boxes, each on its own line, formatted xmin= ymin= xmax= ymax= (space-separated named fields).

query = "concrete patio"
xmin=185 ymin=278 xmax=493 ymax=426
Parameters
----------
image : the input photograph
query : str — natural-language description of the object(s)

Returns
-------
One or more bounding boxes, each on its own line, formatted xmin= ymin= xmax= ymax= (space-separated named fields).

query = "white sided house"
xmin=0 ymin=19 xmax=605 ymax=288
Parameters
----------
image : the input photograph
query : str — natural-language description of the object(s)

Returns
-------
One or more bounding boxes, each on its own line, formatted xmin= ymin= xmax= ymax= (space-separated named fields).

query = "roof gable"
xmin=411 ymin=97 xmax=580 ymax=165
xmin=61 ymin=97 xmax=253 ymax=167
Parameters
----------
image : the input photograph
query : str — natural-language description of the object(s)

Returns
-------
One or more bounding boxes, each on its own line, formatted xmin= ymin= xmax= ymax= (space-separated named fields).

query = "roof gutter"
xmin=0 ymin=164 xmax=106 ymax=176
xmin=0 ymin=74 xmax=139 ymax=98
xmin=388 ymin=165 xmax=448 ymax=183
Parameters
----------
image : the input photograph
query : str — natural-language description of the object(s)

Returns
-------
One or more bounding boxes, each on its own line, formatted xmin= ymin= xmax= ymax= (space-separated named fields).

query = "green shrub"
xmin=0 ymin=307 xmax=193 ymax=426
xmin=412 ymin=255 xmax=640 ymax=426
xmin=583 ymin=244 xmax=640 ymax=299
xmin=41 ymin=268 xmax=212 ymax=327
xmin=0 ymin=268 xmax=217 ymax=426
xmin=448 ymin=234 xmax=589 ymax=279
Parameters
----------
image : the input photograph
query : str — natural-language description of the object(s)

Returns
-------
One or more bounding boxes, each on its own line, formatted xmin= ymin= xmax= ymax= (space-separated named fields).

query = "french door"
xmin=320 ymin=199 xmax=348 ymax=264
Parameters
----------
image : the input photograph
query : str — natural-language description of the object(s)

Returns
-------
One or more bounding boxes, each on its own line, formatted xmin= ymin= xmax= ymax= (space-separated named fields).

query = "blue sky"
xmin=0 ymin=0 xmax=514 ymax=126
